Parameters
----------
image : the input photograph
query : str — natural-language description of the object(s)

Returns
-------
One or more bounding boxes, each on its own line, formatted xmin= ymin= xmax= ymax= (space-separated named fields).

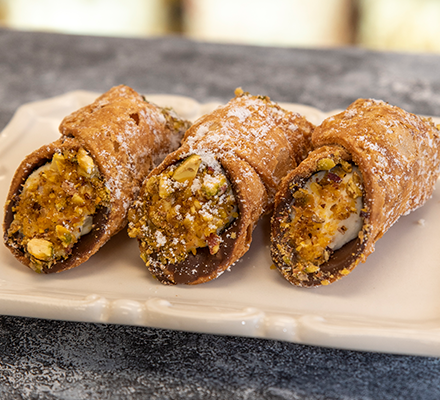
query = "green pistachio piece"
xmin=27 ymin=238 xmax=54 ymax=261
xmin=77 ymin=148 xmax=96 ymax=177
xmin=172 ymin=155 xmax=202 ymax=183
xmin=317 ymin=158 xmax=336 ymax=171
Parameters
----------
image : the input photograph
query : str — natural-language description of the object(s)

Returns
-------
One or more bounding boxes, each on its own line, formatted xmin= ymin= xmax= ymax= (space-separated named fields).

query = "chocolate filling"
xmin=150 ymin=218 xmax=241 ymax=285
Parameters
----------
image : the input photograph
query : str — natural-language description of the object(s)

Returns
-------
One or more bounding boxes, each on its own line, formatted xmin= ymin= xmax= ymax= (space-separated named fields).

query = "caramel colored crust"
xmin=271 ymin=99 xmax=440 ymax=287
xmin=132 ymin=92 xmax=315 ymax=285
xmin=180 ymin=94 xmax=314 ymax=207
xmin=3 ymin=85 xmax=189 ymax=273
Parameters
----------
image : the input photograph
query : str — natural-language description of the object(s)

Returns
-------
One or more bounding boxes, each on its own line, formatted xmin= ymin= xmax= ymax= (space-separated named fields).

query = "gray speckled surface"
xmin=1 ymin=316 xmax=440 ymax=400
xmin=2 ymin=28 xmax=440 ymax=399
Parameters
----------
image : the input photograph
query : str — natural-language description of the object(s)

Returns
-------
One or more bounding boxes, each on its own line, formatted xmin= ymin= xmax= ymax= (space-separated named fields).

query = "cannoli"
xmin=3 ymin=85 xmax=190 ymax=273
xmin=128 ymin=89 xmax=315 ymax=285
xmin=271 ymin=98 xmax=440 ymax=287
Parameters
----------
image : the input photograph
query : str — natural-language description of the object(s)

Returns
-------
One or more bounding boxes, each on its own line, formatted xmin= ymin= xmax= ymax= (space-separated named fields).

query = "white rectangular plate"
xmin=1 ymin=91 xmax=440 ymax=357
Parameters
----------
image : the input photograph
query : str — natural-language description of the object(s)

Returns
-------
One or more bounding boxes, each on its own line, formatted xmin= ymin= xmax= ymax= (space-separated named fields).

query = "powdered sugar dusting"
xmin=60 ymin=85 xmax=190 ymax=227
xmin=180 ymin=93 xmax=311 ymax=203
xmin=226 ymin=106 xmax=252 ymax=122
xmin=317 ymin=98 xmax=440 ymax=246
xmin=155 ymin=230 xmax=167 ymax=246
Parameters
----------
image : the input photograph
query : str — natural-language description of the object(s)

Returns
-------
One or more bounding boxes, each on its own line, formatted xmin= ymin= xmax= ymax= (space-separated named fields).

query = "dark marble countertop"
xmin=1 ymin=28 xmax=440 ymax=399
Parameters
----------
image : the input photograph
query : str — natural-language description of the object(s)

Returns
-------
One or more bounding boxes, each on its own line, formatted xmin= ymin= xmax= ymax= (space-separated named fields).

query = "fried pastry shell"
xmin=3 ymin=85 xmax=190 ymax=273
xmin=129 ymin=90 xmax=315 ymax=284
xmin=271 ymin=99 xmax=440 ymax=287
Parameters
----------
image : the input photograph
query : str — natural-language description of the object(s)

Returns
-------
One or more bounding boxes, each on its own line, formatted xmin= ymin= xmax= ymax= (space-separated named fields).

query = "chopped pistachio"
xmin=340 ymin=160 xmax=353 ymax=173
xmin=282 ymin=256 xmax=292 ymax=265
xmin=202 ymin=174 xmax=226 ymax=197
xmin=234 ymin=87 xmax=244 ymax=96
xmin=72 ymin=193 xmax=85 ymax=205
xmin=280 ymin=163 xmax=364 ymax=274
xmin=207 ymin=233 xmax=221 ymax=255
xmin=172 ymin=155 xmax=202 ymax=182
xmin=128 ymin=156 xmax=237 ymax=265
xmin=55 ymin=225 xmax=73 ymax=245
xmin=346 ymin=173 xmax=363 ymax=199
xmin=51 ymin=153 xmax=65 ymax=173
xmin=305 ymin=264 xmax=319 ymax=273
xmin=27 ymin=238 xmax=53 ymax=261
xmin=146 ymin=175 xmax=158 ymax=194
xmin=317 ymin=158 xmax=336 ymax=171
xmin=6 ymin=147 xmax=109 ymax=270
xmin=158 ymin=175 xmax=173 ymax=198
xmin=77 ymin=148 xmax=96 ymax=177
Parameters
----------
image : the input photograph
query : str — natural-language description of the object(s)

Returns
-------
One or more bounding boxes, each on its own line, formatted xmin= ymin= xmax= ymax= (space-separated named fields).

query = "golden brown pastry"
xmin=128 ymin=89 xmax=315 ymax=285
xmin=3 ymin=85 xmax=190 ymax=273
xmin=271 ymin=98 xmax=440 ymax=287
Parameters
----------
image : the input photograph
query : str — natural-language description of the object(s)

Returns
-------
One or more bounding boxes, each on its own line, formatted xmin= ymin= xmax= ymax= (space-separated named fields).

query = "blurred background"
xmin=0 ymin=0 xmax=439 ymax=53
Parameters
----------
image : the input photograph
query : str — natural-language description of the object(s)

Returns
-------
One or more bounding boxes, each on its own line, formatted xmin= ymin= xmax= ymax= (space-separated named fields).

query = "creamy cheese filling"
xmin=128 ymin=154 xmax=238 ymax=266
xmin=23 ymin=164 xmax=95 ymax=240
xmin=283 ymin=161 xmax=364 ymax=270
xmin=6 ymin=148 xmax=110 ymax=272
xmin=298 ymin=167 xmax=363 ymax=251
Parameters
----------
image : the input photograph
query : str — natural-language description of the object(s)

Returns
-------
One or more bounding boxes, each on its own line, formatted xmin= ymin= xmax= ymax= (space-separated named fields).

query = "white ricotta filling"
xmin=292 ymin=167 xmax=363 ymax=251
xmin=22 ymin=162 xmax=94 ymax=240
